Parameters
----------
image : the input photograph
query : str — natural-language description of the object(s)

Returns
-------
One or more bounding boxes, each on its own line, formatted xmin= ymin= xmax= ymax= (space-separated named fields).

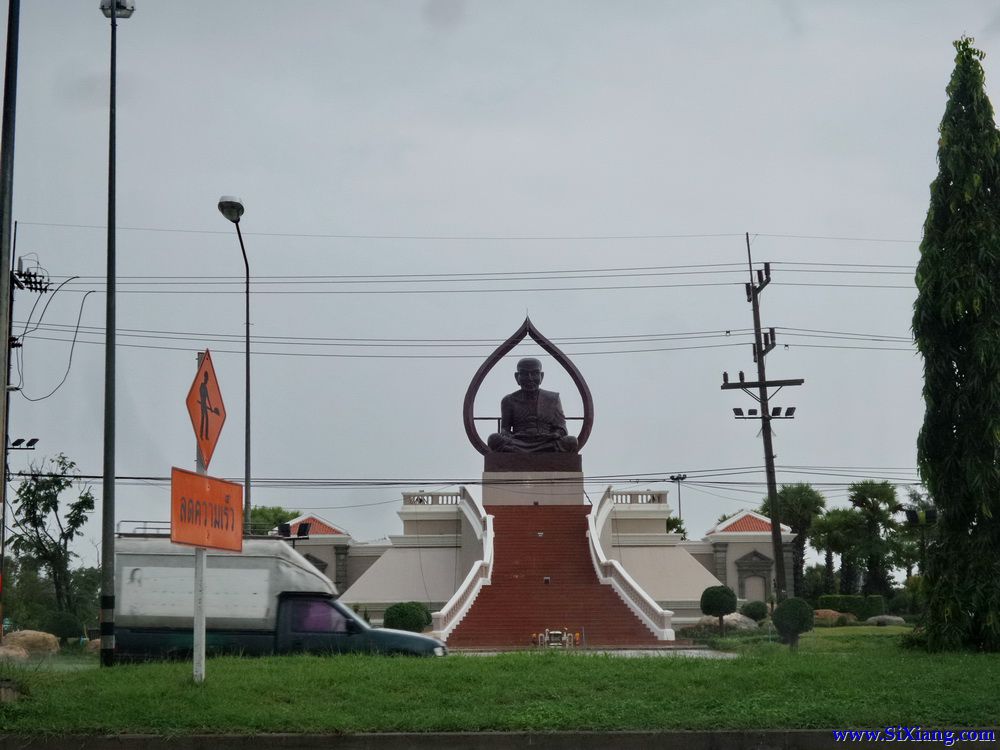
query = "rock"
xmin=85 ymin=638 xmax=101 ymax=653
xmin=0 ymin=646 xmax=29 ymax=663
xmin=814 ymin=609 xmax=856 ymax=624
xmin=866 ymin=615 xmax=906 ymax=627
xmin=697 ymin=612 xmax=759 ymax=631
xmin=1 ymin=630 xmax=59 ymax=655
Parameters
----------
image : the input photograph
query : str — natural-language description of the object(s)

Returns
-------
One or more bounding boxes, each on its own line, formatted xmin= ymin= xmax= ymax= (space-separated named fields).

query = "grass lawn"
xmin=1 ymin=626 xmax=997 ymax=734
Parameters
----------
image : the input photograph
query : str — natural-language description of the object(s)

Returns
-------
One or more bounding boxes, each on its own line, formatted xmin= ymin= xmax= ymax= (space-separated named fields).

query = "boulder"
xmin=866 ymin=615 xmax=906 ymax=627
xmin=814 ymin=609 xmax=856 ymax=624
xmin=1 ymin=630 xmax=59 ymax=655
xmin=697 ymin=612 xmax=759 ymax=631
xmin=0 ymin=645 xmax=29 ymax=663
xmin=86 ymin=638 xmax=101 ymax=653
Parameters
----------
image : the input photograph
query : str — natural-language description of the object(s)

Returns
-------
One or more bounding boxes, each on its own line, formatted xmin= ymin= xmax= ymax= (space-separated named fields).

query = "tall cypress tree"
xmin=913 ymin=37 xmax=1000 ymax=651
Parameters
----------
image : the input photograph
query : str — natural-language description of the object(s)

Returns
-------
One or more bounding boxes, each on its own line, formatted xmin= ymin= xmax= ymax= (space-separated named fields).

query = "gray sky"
xmin=4 ymin=1 xmax=999 ymax=566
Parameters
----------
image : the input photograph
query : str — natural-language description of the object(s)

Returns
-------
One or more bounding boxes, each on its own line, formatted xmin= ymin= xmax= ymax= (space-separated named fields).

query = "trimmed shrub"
xmin=817 ymin=594 xmax=841 ymax=611
xmin=383 ymin=602 xmax=432 ymax=633
xmin=772 ymin=597 xmax=814 ymax=648
xmin=888 ymin=590 xmax=912 ymax=615
xmin=821 ymin=594 xmax=886 ymax=619
xmin=700 ymin=586 xmax=737 ymax=634
xmin=740 ymin=600 xmax=768 ymax=622
xmin=864 ymin=595 xmax=886 ymax=619
xmin=841 ymin=595 xmax=865 ymax=619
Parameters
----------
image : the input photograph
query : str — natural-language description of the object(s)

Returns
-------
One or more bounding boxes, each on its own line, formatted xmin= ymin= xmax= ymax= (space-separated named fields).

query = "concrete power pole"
xmin=721 ymin=233 xmax=804 ymax=601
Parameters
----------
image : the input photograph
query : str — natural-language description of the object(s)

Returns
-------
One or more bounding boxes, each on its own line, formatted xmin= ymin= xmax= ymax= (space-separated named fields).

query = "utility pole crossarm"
xmin=720 ymin=378 xmax=804 ymax=390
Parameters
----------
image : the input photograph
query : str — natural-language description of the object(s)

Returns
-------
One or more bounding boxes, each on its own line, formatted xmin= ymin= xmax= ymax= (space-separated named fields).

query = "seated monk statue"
xmin=487 ymin=357 xmax=579 ymax=453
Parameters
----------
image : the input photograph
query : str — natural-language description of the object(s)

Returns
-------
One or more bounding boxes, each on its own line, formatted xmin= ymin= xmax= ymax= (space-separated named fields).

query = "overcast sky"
xmin=4 ymin=1 xmax=1000 ymax=566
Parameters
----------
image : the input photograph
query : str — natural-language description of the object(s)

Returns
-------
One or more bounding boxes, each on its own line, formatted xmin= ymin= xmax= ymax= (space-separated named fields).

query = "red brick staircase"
xmin=445 ymin=505 xmax=662 ymax=648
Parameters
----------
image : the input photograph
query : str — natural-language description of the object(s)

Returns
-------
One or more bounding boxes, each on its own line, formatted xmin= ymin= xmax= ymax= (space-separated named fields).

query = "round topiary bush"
xmin=700 ymin=585 xmax=737 ymax=634
xmin=383 ymin=601 xmax=432 ymax=633
xmin=772 ymin=597 xmax=814 ymax=648
xmin=740 ymin=600 xmax=769 ymax=623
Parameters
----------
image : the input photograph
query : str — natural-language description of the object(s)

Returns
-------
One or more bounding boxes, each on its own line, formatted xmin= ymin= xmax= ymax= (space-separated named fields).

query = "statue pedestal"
xmin=482 ymin=453 xmax=585 ymax=505
xmin=481 ymin=471 xmax=585 ymax=505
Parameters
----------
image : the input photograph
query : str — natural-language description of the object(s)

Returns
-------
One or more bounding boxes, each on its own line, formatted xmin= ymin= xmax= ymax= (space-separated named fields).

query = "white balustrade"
xmin=588 ymin=488 xmax=674 ymax=640
xmin=430 ymin=489 xmax=494 ymax=640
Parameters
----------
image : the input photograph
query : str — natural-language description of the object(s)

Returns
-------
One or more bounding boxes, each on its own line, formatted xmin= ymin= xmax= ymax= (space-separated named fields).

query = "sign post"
xmin=170 ymin=467 xmax=242 ymax=683
xmin=174 ymin=349 xmax=239 ymax=683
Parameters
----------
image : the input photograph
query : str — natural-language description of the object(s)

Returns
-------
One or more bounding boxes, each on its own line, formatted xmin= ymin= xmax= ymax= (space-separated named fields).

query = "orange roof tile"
xmin=290 ymin=516 xmax=346 ymax=536
xmin=720 ymin=514 xmax=772 ymax=533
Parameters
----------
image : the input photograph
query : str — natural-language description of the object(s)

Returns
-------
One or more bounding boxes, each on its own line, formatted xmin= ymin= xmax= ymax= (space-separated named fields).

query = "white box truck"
xmin=115 ymin=537 xmax=446 ymax=657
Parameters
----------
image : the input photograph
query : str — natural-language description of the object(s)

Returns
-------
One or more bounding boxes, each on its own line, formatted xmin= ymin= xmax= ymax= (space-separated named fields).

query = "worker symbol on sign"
xmin=198 ymin=371 xmax=221 ymax=439
xmin=185 ymin=350 xmax=227 ymax=469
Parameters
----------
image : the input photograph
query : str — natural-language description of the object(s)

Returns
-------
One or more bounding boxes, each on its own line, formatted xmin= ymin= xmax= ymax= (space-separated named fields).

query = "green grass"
xmin=1 ymin=627 xmax=997 ymax=734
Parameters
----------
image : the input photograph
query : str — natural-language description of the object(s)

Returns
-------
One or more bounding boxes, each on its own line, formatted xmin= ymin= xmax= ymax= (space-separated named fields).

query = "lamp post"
xmin=217 ymin=196 xmax=251 ymax=534
xmin=98 ymin=0 xmax=134 ymax=670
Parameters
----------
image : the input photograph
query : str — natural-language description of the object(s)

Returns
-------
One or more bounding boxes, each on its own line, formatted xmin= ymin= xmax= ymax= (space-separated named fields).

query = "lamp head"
xmin=218 ymin=196 xmax=245 ymax=224
xmin=100 ymin=0 xmax=135 ymax=19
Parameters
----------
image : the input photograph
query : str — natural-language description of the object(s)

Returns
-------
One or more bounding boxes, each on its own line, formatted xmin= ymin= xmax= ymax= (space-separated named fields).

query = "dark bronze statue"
xmin=487 ymin=358 xmax=579 ymax=453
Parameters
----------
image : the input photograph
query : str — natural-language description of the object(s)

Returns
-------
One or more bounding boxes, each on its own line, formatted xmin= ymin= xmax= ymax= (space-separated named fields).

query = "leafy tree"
xmin=913 ymin=36 xmax=1000 ymax=651
xmin=249 ymin=505 xmax=301 ymax=535
xmin=760 ymin=484 xmax=826 ymax=597
xmin=664 ymin=517 xmax=687 ymax=539
xmin=700 ymin=585 xmax=737 ymax=635
xmin=2 ymin=556 xmax=55 ymax=631
xmin=8 ymin=454 xmax=94 ymax=615
xmin=848 ymin=481 xmax=901 ymax=597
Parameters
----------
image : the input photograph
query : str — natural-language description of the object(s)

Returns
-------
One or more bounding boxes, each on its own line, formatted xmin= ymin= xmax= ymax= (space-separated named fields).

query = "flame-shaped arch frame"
xmin=462 ymin=317 xmax=594 ymax=455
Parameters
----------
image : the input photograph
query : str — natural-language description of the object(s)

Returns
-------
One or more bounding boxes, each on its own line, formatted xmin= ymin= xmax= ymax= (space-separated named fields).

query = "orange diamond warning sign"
xmin=186 ymin=350 xmax=226 ymax=469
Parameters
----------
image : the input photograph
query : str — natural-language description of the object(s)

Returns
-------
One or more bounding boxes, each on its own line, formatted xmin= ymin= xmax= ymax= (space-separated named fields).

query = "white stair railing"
xmin=586 ymin=487 xmax=674 ymax=640
xmin=430 ymin=488 xmax=494 ymax=640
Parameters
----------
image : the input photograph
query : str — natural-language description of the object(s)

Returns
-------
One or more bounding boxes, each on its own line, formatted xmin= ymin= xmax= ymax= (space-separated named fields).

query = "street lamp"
xmin=99 ymin=0 xmax=135 ymax=670
xmin=217 ymin=196 xmax=251 ymax=534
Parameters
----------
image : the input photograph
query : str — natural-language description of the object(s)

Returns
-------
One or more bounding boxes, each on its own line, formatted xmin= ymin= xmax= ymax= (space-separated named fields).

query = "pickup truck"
xmin=115 ymin=537 xmax=445 ymax=658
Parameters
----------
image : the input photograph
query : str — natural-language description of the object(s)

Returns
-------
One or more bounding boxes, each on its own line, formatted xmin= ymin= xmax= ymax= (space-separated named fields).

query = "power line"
xmin=20 ymin=333 xmax=916 ymax=359
xmin=18 ymin=221 xmax=920 ymax=244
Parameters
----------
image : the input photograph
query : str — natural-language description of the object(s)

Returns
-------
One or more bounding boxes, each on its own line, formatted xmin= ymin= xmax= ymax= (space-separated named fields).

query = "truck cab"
xmin=277 ymin=593 xmax=445 ymax=656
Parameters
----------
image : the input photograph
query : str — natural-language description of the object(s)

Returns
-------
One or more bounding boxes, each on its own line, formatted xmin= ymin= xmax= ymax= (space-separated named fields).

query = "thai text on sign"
xmin=170 ymin=467 xmax=243 ymax=552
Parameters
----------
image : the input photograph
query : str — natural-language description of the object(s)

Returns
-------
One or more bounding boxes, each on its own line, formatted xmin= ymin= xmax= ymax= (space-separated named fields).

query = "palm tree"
xmin=812 ymin=507 xmax=866 ymax=594
xmin=760 ymin=483 xmax=826 ymax=597
xmin=664 ymin=517 xmax=687 ymax=539
xmin=848 ymin=480 xmax=902 ymax=597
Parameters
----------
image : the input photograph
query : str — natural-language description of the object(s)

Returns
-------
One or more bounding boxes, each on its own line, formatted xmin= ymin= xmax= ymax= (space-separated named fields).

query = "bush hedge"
xmin=739 ymin=600 xmax=769 ymax=622
xmin=817 ymin=594 xmax=886 ymax=620
xmin=383 ymin=601 xmax=432 ymax=633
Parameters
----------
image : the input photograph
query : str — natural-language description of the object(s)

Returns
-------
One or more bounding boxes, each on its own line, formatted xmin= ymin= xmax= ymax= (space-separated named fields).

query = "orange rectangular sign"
xmin=170 ymin=467 xmax=243 ymax=552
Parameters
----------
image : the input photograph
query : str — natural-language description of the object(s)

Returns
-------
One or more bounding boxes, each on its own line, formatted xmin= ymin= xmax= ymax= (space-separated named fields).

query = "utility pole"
xmin=0 ymin=248 xmax=46 ymax=632
xmin=721 ymin=232 xmax=804 ymax=600
xmin=0 ymin=0 xmax=22 ymax=634
xmin=669 ymin=473 xmax=687 ymax=520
